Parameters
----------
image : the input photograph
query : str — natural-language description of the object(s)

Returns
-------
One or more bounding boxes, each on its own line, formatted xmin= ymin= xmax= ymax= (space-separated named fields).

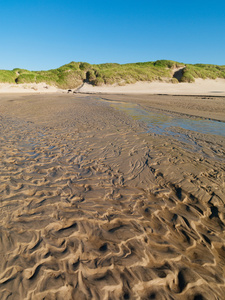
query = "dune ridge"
xmin=0 ymin=94 xmax=225 ymax=299
xmin=1 ymin=60 xmax=225 ymax=90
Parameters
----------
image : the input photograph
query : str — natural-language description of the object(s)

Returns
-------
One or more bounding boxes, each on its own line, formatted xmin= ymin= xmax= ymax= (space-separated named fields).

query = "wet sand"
xmin=0 ymin=93 xmax=225 ymax=299
xmin=98 ymin=93 xmax=225 ymax=122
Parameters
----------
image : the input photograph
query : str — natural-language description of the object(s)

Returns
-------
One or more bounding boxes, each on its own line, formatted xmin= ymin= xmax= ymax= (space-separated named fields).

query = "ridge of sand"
xmin=0 ymin=93 xmax=225 ymax=299
xmin=76 ymin=78 xmax=225 ymax=96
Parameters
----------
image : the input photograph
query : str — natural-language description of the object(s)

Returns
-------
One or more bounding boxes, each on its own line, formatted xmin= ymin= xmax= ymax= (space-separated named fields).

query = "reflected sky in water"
xmin=109 ymin=102 xmax=225 ymax=137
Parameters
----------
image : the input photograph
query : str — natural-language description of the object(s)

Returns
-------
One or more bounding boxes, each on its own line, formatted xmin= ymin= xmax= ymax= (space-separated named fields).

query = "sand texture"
xmin=0 ymin=83 xmax=63 ymax=94
xmin=0 ymin=78 xmax=225 ymax=97
xmin=76 ymin=79 xmax=225 ymax=96
xmin=0 ymin=94 xmax=225 ymax=299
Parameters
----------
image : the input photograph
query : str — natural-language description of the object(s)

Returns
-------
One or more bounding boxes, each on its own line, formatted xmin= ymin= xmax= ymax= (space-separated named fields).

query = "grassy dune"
xmin=0 ymin=60 xmax=225 ymax=89
xmin=180 ymin=64 xmax=225 ymax=83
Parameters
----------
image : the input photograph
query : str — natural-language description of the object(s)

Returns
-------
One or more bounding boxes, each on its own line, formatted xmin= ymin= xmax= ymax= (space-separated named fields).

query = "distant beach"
xmin=76 ymin=78 xmax=225 ymax=96
xmin=0 ymin=78 xmax=225 ymax=96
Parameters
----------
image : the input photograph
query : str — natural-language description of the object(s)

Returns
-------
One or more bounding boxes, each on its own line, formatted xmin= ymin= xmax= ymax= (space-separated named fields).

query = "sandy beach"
xmin=0 ymin=83 xmax=64 ymax=94
xmin=0 ymin=92 xmax=225 ymax=299
xmin=76 ymin=79 xmax=225 ymax=96
xmin=0 ymin=78 xmax=225 ymax=97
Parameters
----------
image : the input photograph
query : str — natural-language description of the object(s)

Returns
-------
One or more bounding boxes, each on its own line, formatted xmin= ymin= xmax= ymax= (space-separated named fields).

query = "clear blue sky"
xmin=0 ymin=0 xmax=224 ymax=70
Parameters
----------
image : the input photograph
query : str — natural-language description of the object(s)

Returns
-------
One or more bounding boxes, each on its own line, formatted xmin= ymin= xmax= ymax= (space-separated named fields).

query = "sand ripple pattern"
xmin=0 ymin=95 xmax=225 ymax=299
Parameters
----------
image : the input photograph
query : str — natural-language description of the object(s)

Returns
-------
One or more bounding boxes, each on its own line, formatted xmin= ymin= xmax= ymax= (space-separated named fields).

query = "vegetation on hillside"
xmin=180 ymin=64 xmax=225 ymax=83
xmin=0 ymin=60 xmax=224 ymax=89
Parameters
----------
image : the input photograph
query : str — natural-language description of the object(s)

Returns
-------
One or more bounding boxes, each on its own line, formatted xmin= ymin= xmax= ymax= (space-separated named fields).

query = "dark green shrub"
xmin=16 ymin=73 xmax=36 ymax=83
xmin=180 ymin=71 xmax=195 ymax=83
xmin=79 ymin=62 xmax=91 ymax=71
xmin=93 ymin=77 xmax=104 ymax=86
xmin=86 ymin=70 xmax=96 ymax=82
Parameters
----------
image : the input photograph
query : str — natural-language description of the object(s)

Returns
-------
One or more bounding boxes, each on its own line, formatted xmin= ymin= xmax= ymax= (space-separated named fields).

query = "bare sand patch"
xmin=0 ymin=94 xmax=225 ymax=299
xmin=77 ymin=78 xmax=225 ymax=96
xmin=1 ymin=78 xmax=225 ymax=97
xmin=0 ymin=83 xmax=64 ymax=94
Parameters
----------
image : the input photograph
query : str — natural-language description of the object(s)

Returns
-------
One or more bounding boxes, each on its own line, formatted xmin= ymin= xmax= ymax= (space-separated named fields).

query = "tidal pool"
xmin=106 ymin=101 xmax=225 ymax=138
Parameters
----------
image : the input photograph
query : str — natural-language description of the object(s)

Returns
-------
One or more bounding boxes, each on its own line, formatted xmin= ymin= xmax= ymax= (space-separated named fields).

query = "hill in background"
xmin=0 ymin=60 xmax=225 ymax=89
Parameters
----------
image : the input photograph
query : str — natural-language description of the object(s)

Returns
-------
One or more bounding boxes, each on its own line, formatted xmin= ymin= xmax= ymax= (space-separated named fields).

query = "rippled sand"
xmin=0 ymin=94 xmax=225 ymax=299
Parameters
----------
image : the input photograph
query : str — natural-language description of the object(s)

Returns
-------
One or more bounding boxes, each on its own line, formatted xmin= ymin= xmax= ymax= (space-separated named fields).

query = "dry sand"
xmin=0 ymin=78 xmax=225 ymax=97
xmin=76 ymin=79 xmax=225 ymax=96
xmin=0 ymin=83 xmax=63 ymax=94
xmin=0 ymin=93 xmax=225 ymax=299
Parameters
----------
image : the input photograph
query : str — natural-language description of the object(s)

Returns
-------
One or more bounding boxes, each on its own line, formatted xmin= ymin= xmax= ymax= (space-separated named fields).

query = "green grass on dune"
xmin=83 ymin=60 xmax=185 ymax=86
xmin=180 ymin=64 xmax=225 ymax=83
xmin=0 ymin=70 xmax=18 ymax=83
xmin=0 ymin=60 xmax=224 ymax=89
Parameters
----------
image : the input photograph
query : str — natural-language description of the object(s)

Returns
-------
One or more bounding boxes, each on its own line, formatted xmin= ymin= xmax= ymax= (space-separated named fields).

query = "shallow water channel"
xmin=102 ymin=100 xmax=225 ymax=138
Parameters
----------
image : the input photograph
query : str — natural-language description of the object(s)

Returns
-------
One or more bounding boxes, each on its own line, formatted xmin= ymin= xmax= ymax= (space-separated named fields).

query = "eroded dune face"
xmin=0 ymin=94 xmax=225 ymax=299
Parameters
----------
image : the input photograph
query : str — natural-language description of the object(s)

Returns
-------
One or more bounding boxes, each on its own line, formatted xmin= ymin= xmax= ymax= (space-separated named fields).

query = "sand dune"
xmin=0 ymin=94 xmax=225 ymax=299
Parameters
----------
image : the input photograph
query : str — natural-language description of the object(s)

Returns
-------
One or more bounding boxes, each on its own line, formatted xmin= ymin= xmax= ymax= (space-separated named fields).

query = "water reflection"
xmin=108 ymin=102 xmax=225 ymax=137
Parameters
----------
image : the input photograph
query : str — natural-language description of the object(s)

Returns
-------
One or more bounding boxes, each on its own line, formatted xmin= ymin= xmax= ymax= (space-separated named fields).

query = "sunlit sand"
xmin=0 ymin=93 xmax=224 ymax=299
